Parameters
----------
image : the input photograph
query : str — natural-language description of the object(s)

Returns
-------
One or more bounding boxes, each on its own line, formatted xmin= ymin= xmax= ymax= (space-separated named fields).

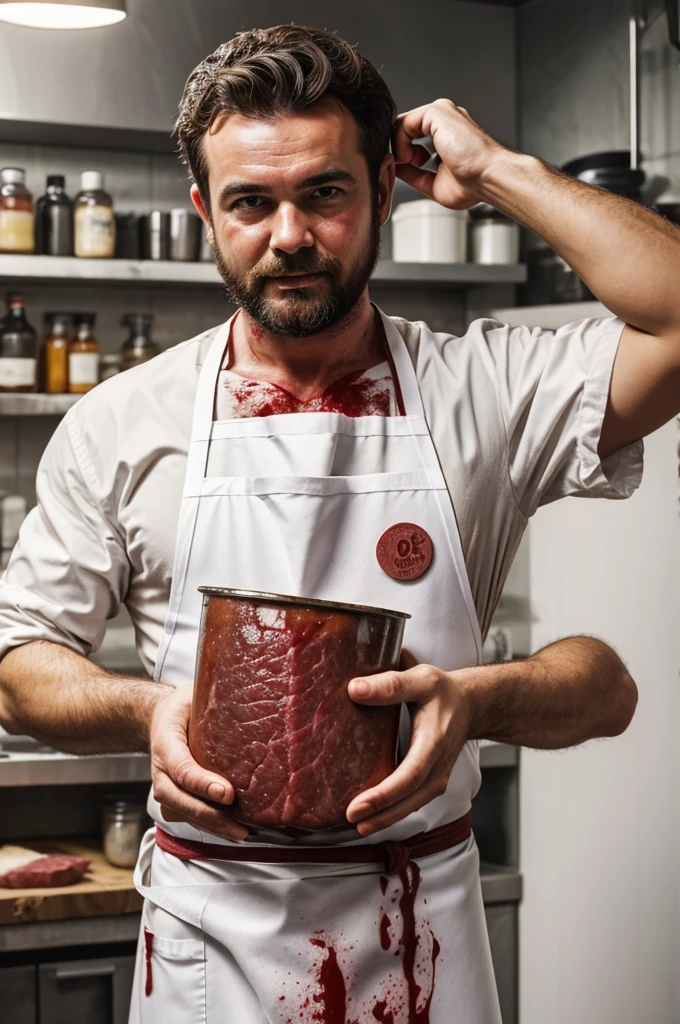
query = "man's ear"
xmin=378 ymin=153 xmax=396 ymax=226
xmin=190 ymin=183 xmax=213 ymax=243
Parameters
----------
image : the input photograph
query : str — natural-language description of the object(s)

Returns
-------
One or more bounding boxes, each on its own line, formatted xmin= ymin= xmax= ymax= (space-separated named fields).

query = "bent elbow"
xmin=607 ymin=670 xmax=638 ymax=737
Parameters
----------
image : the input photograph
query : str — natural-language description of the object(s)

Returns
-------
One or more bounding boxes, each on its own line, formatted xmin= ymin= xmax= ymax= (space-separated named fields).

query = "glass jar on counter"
xmin=68 ymin=312 xmax=99 ymax=394
xmin=121 ymin=313 xmax=158 ymax=370
xmin=0 ymin=168 xmax=34 ymax=254
xmin=43 ymin=312 xmax=72 ymax=394
xmin=101 ymin=797 xmax=147 ymax=868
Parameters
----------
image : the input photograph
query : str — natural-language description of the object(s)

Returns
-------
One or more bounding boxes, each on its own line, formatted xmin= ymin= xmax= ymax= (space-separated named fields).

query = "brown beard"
xmin=212 ymin=205 xmax=381 ymax=337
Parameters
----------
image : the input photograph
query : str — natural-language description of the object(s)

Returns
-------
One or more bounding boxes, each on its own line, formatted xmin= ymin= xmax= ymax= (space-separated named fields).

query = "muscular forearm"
xmin=461 ymin=635 xmax=637 ymax=749
xmin=0 ymin=641 xmax=172 ymax=754
xmin=479 ymin=151 xmax=680 ymax=339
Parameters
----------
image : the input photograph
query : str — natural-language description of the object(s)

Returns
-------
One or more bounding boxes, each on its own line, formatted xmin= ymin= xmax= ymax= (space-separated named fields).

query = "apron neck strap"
xmin=191 ymin=315 xmax=236 ymax=440
xmin=376 ymin=308 xmax=426 ymax=419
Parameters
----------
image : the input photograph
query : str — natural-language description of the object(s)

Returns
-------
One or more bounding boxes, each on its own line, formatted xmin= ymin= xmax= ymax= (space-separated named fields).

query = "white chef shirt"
xmin=0 ymin=312 xmax=642 ymax=676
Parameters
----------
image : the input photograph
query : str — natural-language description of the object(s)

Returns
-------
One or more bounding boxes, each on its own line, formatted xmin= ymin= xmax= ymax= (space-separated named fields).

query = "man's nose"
xmin=269 ymin=202 xmax=315 ymax=253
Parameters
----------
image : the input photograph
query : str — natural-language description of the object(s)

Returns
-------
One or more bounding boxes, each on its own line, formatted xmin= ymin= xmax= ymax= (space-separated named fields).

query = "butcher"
xmin=1 ymin=21 xmax=677 ymax=1023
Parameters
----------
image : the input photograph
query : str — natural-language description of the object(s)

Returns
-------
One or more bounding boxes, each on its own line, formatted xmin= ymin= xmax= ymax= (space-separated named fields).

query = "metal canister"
xmin=139 ymin=210 xmax=170 ymax=261
xmin=169 ymin=209 xmax=202 ymax=261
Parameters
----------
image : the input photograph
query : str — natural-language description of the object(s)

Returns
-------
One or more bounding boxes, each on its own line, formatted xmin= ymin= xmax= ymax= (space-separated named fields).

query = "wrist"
xmin=476 ymin=150 xmax=546 ymax=216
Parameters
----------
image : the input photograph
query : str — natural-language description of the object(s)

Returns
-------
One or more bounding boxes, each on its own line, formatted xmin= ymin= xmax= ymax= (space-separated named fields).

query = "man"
xmin=0 ymin=21 xmax=670 ymax=1023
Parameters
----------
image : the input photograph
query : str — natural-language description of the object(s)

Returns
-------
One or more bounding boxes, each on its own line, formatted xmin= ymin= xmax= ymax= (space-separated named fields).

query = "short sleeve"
xmin=0 ymin=410 xmax=130 ymax=661
xmin=476 ymin=315 xmax=644 ymax=518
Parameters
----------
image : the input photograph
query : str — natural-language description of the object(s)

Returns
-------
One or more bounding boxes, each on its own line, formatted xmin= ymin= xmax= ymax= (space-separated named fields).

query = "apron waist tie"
xmin=155 ymin=809 xmax=472 ymax=876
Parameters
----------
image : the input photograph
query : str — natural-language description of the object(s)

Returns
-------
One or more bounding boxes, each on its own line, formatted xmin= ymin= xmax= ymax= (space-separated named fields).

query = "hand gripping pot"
xmin=189 ymin=588 xmax=410 ymax=844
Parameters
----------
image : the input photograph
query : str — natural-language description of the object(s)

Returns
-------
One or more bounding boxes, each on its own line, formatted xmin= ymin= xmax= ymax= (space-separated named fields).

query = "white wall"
xmin=523 ymin=420 xmax=680 ymax=1024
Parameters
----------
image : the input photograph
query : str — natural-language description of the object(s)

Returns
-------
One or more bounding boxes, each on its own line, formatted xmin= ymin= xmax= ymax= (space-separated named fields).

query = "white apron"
xmin=129 ymin=309 xmax=501 ymax=1024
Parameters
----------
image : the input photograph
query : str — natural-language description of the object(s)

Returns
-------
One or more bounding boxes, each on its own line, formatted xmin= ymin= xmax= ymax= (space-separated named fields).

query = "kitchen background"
xmin=0 ymin=2 xmax=678 ymax=1023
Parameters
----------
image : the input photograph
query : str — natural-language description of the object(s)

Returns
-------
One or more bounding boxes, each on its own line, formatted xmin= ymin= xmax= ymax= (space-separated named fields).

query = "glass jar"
xmin=0 ymin=168 xmax=34 ymax=254
xmin=43 ymin=312 xmax=72 ymax=394
xmin=74 ymin=171 xmax=115 ymax=259
xmin=101 ymin=797 xmax=147 ymax=868
xmin=189 ymin=588 xmax=408 ymax=843
xmin=121 ymin=313 xmax=158 ymax=370
xmin=0 ymin=294 xmax=37 ymax=392
xmin=68 ymin=312 xmax=99 ymax=394
xmin=99 ymin=353 xmax=121 ymax=382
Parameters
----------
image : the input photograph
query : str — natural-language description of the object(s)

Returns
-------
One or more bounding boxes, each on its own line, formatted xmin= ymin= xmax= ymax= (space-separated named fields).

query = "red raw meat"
xmin=0 ymin=854 xmax=91 ymax=888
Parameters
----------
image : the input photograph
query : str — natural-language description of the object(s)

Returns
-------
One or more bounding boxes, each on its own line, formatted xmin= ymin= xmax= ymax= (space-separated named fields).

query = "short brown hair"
xmin=175 ymin=24 xmax=397 ymax=208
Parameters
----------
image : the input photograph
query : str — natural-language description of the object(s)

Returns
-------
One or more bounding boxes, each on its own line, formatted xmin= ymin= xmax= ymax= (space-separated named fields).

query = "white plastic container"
xmin=470 ymin=204 xmax=520 ymax=265
xmin=391 ymin=199 xmax=468 ymax=263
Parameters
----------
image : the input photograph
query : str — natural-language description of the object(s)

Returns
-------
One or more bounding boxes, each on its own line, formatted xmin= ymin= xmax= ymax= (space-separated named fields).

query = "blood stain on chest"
xmin=222 ymin=369 xmax=394 ymax=419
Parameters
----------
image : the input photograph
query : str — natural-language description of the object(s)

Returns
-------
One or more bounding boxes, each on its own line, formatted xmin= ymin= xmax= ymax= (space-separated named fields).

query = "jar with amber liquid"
xmin=43 ymin=312 xmax=72 ymax=394
xmin=68 ymin=313 xmax=99 ymax=394
xmin=0 ymin=294 xmax=37 ymax=393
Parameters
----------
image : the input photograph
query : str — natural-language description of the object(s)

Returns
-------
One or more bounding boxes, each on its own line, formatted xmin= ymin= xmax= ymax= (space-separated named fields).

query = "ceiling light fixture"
xmin=0 ymin=0 xmax=126 ymax=29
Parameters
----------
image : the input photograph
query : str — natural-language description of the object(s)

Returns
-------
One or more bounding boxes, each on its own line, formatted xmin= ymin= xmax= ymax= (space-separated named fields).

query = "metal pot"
xmin=169 ymin=208 xmax=202 ymax=261
xmin=189 ymin=587 xmax=409 ymax=844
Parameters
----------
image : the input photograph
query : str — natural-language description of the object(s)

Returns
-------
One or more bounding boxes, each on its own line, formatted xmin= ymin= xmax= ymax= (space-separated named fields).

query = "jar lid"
xmin=1 ymin=168 xmax=25 ymax=184
xmin=46 ymin=174 xmax=66 ymax=189
xmin=391 ymin=199 xmax=468 ymax=222
xmin=81 ymin=171 xmax=103 ymax=191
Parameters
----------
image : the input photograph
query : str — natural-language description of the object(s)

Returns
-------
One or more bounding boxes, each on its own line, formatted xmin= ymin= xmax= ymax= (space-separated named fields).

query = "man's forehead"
xmin=203 ymin=101 xmax=363 ymax=181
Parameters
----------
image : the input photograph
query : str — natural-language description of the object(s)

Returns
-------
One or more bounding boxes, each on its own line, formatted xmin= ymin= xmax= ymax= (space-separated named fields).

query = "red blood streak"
xmin=143 ymin=928 xmax=153 ymax=996
xmin=396 ymin=862 xmax=441 ymax=1023
xmin=372 ymin=1000 xmax=395 ymax=1023
xmin=310 ymin=937 xmax=347 ymax=1024
xmin=222 ymin=368 xmax=395 ymax=419
xmin=379 ymin=875 xmax=388 ymax=895
xmin=380 ymin=912 xmax=392 ymax=951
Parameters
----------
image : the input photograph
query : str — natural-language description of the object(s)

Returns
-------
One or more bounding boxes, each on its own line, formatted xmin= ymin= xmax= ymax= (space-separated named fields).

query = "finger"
xmin=391 ymin=104 xmax=436 ymax=162
xmin=353 ymin=767 xmax=448 ymax=837
xmin=155 ymin=773 xmax=248 ymax=841
xmin=399 ymin=648 xmax=418 ymax=671
xmin=394 ymin=163 xmax=437 ymax=199
xmin=348 ymin=662 xmax=440 ymax=705
xmin=346 ymin=724 xmax=441 ymax=823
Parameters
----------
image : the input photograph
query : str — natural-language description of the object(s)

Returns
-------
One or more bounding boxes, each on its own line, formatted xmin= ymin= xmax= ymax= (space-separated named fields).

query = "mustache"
xmin=248 ymin=248 xmax=341 ymax=282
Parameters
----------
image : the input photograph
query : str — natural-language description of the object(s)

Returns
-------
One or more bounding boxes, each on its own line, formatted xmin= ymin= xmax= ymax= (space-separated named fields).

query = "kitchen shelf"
xmin=0 ymin=750 xmax=150 ymax=787
xmin=0 ymin=393 xmax=80 ymax=416
xmin=0 ymin=254 xmax=526 ymax=289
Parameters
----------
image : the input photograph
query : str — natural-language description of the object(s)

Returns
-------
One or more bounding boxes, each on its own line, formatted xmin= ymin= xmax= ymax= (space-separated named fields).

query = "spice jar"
xmin=101 ymin=797 xmax=147 ymax=868
xmin=0 ymin=294 xmax=37 ymax=392
xmin=68 ymin=312 xmax=99 ymax=393
xmin=43 ymin=312 xmax=72 ymax=394
xmin=74 ymin=171 xmax=115 ymax=259
xmin=470 ymin=204 xmax=520 ymax=265
xmin=0 ymin=168 xmax=34 ymax=254
xmin=121 ymin=313 xmax=158 ymax=370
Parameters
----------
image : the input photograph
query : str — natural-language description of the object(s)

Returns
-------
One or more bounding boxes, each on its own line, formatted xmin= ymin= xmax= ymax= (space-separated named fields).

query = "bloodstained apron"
xmin=129 ymin=308 xmax=502 ymax=1024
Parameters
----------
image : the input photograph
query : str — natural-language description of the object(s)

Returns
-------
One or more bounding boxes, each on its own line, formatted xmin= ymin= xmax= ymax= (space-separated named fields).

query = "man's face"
xmin=192 ymin=99 xmax=394 ymax=337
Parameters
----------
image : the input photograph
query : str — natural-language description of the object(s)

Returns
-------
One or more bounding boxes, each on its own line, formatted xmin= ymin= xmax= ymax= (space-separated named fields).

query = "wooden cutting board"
xmin=0 ymin=838 xmax=143 ymax=925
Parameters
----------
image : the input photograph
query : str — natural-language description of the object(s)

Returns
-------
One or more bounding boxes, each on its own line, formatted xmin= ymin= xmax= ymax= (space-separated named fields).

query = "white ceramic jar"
xmin=391 ymin=199 xmax=468 ymax=263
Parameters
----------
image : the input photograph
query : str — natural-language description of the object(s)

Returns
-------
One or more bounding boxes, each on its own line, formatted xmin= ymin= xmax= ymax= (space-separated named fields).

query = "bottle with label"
xmin=68 ymin=313 xmax=99 ymax=393
xmin=121 ymin=313 xmax=158 ymax=370
xmin=74 ymin=172 xmax=115 ymax=259
xmin=0 ymin=168 xmax=34 ymax=254
xmin=0 ymin=295 xmax=37 ymax=392
xmin=43 ymin=312 xmax=72 ymax=394
xmin=35 ymin=175 xmax=74 ymax=257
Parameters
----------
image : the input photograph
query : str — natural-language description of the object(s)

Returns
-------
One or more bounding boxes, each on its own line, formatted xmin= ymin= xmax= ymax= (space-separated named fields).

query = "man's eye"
xmin=233 ymin=196 xmax=268 ymax=210
xmin=312 ymin=187 xmax=342 ymax=199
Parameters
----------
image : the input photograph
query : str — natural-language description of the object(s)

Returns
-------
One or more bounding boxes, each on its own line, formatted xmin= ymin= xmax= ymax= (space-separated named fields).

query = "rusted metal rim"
xmin=198 ymin=586 xmax=410 ymax=620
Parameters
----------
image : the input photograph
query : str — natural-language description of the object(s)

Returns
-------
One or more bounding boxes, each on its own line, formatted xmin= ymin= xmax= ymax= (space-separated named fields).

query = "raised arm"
xmin=346 ymin=636 xmax=638 ymax=836
xmin=392 ymin=99 xmax=680 ymax=457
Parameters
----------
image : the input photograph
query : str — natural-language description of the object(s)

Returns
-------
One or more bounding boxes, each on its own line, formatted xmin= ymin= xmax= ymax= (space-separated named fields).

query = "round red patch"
xmin=376 ymin=523 xmax=434 ymax=582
